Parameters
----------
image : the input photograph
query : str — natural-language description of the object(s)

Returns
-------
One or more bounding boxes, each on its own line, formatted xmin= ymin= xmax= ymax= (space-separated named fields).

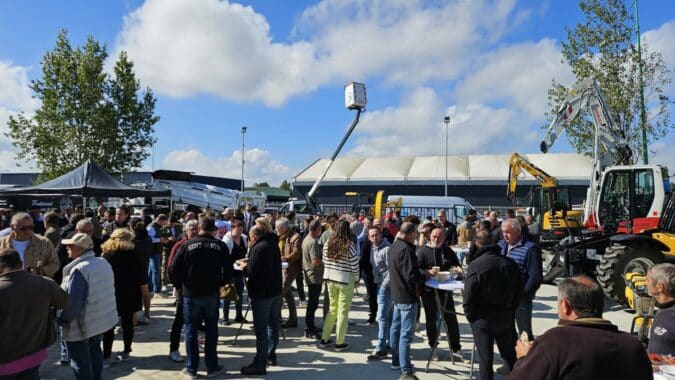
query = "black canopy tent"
xmin=0 ymin=160 xmax=170 ymax=198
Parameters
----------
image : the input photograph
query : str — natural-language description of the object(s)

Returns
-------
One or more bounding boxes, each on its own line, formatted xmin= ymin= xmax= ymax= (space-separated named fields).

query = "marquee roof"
xmin=293 ymin=153 xmax=592 ymax=186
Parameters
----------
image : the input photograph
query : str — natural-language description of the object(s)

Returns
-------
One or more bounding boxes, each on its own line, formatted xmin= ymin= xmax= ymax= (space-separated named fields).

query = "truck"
xmin=540 ymin=77 xmax=672 ymax=304
xmin=136 ymin=170 xmax=266 ymax=212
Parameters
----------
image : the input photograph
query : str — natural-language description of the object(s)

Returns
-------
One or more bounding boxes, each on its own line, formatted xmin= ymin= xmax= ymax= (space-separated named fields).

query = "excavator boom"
xmin=507 ymin=153 xmax=558 ymax=202
xmin=539 ymin=78 xmax=633 ymax=227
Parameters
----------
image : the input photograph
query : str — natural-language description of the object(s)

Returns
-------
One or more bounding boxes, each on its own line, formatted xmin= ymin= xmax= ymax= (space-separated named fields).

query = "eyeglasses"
xmin=15 ymin=225 xmax=33 ymax=231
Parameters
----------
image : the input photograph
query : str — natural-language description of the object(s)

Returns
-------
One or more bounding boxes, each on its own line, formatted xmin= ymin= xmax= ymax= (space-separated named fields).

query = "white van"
xmin=385 ymin=195 xmax=474 ymax=224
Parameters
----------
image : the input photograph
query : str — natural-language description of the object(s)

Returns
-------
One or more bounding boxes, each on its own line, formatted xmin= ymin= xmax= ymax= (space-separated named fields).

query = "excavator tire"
xmin=542 ymin=249 xmax=565 ymax=283
xmin=596 ymin=244 xmax=663 ymax=305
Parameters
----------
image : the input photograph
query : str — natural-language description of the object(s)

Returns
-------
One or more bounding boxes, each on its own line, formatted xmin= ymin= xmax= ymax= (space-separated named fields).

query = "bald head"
xmin=398 ymin=222 xmax=417 ymax=244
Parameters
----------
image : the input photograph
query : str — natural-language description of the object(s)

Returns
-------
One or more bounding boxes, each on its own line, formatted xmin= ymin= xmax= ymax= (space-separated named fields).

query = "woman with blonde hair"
xmin=318 ymin=220 xmax=359 ymax=352
xmin=101 ymin=228 xmax=144 ymax=365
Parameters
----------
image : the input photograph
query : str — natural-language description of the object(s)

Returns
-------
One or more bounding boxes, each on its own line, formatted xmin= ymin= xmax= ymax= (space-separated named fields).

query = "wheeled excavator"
xmin=539 ymin=77 xmax=673 ymax=305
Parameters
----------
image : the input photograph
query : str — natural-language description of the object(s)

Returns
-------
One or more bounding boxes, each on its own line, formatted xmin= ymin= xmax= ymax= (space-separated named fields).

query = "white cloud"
xmin=161 ymin=147 xmax=295 ymax=186
xmin=113 ymin=0 xmax=525 ymax=105
xmin=457 ymin=38 xmax=573 ymax=121
xmin=650 ymin=136 xmax=675 ymax=172
xmin=643 ymin=20 xmax=675 ymax=96
xmin=348 ymin=87 xmax=523 ymax=157
xmin=0 ymin=61 xmax=37 ymax=171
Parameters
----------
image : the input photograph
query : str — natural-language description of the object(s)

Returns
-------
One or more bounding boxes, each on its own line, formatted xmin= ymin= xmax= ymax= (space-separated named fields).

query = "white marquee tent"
xmin=293 ymin=153 xmax=593 ymax=186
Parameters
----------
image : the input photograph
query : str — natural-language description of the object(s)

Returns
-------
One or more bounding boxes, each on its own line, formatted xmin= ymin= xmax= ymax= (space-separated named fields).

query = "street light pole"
xmin=444 ymin=116 xmax=450 ymax=198
xmin=241 ymin=126 xmax=247 ymax=192
xmin=635 ymin=0 xmax=648 ymax=164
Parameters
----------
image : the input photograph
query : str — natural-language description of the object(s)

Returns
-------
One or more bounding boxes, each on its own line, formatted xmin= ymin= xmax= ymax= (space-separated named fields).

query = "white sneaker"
xmin=431 ymin=351 xmax=440 ymax=361
xmin=169 ymin=351 xmax=185 ymax=362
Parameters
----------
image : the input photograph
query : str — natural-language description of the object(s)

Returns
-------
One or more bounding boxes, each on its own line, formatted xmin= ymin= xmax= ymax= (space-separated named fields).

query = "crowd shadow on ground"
xmin=42 ymin=288 xmax=519 ymax=379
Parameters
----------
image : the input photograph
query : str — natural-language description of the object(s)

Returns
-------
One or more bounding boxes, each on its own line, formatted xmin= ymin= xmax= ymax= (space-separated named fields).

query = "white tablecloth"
xmin=451 ymin=246 xmax=470 ymax=255
xmin=425 ymin=278 xmax=464 ymax=291
xmin=233 ymin=261 xmax=289 ymax=271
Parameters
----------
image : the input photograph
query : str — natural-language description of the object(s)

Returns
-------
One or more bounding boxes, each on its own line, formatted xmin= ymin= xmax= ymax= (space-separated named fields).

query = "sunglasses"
xmin=15 ymin=225 xmax=34 ymax=231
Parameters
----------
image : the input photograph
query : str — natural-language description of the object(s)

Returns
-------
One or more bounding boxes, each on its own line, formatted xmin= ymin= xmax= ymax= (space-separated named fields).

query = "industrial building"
xmin=291 ymin=153 xmax=593 ymax=210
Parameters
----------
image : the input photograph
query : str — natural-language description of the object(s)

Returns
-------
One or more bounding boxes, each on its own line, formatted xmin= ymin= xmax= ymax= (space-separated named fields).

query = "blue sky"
xmin=0 ymin=0 xmax=673 ymax=186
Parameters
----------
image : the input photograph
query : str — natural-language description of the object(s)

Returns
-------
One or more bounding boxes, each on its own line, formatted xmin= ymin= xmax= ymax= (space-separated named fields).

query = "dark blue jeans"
xmin=222 ymin=275 xmax=245 ymax=320
xmin=65 ymin=334 xmax=103 ymax=380
xmin=376 ymin=285 xmax=393 ymax=353
xmin=305 ymin=283 xmax=322 ymax=330
xmin=390 ymin=302 xmax=417 ymax=375
xmin=251 ymin=295 xmax=281 ymax=366
xmin=148 ymin=252 xmax=162 ymax=293
xmin=183 ymin=295 xmax=220 ymax=374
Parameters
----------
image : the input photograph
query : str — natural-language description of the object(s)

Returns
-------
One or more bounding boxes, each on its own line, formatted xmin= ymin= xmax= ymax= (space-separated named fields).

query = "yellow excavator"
xmin=507 ymin=153 xmax=584 ymax=282
xmin=507 ymin=152 xmax=584 ymax=232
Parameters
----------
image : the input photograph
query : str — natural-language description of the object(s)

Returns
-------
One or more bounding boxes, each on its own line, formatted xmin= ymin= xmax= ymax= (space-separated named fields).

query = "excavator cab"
xmin=530 ymin=186 xmax=583 ymax=242
xmin=596 ymin=166 xmax=667 ymax=233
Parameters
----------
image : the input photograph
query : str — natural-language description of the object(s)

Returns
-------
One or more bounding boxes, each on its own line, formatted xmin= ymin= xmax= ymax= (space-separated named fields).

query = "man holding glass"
xmin=417 ymin=227 xmax=462 ymax=361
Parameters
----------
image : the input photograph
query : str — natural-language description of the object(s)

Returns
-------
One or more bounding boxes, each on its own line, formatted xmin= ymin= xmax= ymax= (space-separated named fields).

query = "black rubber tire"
xmin=596 ymin=244 xmax=663 ymax=305
xmin=542 ymin=249 xmax=565 ymax=284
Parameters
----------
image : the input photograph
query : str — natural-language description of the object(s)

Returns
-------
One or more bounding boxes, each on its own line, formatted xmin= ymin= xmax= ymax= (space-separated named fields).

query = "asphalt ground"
xmin=39 ymin=282 xmax=637 ymax=380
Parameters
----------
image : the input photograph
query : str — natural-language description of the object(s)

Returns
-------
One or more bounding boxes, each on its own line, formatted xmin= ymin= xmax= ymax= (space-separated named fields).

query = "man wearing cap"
xmin=169 ymin=217 xmax=232 ymax=378
xmin=0 ymin=212 xmax=59 ymax=278
xmin=57 ymin=233 xmax=117 ymax=380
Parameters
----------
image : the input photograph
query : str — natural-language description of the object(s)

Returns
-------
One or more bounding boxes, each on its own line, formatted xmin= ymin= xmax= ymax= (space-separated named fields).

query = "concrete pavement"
xmin=40 ymin=283 xmax=636 ymax=379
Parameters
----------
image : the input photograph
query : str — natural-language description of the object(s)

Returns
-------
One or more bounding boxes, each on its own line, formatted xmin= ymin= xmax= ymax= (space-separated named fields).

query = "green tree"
xmin=6 ymin=30 xmax=159 ymax=181
xmin=545 ymin=0 xmax=672 ymax=160
xmin=253 ymin=182 xmax=270 ymax=188
xmin=279 ymin=179 xmax=290 ymax=190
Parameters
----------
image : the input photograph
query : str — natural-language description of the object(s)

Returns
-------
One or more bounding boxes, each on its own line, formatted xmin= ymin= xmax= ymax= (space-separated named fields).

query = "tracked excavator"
xmin=539 ymin=77 xmax=672 ymax=305
xmin=507 ymin=152 xmax=584 ymax=282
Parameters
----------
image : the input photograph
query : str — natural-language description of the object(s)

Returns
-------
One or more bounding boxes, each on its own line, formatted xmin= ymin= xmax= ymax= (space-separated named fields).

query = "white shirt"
xmin=12 ymin=239 xmax=30 ymax=268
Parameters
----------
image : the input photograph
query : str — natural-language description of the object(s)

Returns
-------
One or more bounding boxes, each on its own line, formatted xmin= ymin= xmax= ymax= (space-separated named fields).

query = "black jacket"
xmin=417 ymin=244 xmax=460 ymax=293
xmin=440 ymin=220 xmax=458 ymax=246
xmin=359 ymin=238 xmax=375 ymax=284
xmin=169 ymin=234 xmax=232 ymax=297
xmin=388 ymin=239 xmax=425 ymax=304
xmin=246 ymin=234 xmax=282 ymax=299
xmin=462 ymin=245 xmax=521 ymax=323
xmin=382 ymin=228 xmax=394 ymax=244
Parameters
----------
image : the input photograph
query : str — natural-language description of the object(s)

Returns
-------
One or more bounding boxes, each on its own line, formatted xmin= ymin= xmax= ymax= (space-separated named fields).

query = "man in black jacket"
xmin=417 ymin=227 xmax=462 ymax=359
xmin=436 ymin=210 xmax=458 ymax=247
xmin=169 ymin=217 xmax=231 ymax=379
xmin=0 ymin=248 xmax=69 ymax=378
xmin=388 ymin=222 xmax=424 ymax=380
xmin=239 ymin=226 xmax=282 ymax=376
xmin=463 ymin=230 xmax=520 ymax=380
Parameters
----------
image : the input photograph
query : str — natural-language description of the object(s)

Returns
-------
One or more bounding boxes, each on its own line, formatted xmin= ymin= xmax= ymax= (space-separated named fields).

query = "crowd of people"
xmin=0 ymin=203 xmax=673 ymax=380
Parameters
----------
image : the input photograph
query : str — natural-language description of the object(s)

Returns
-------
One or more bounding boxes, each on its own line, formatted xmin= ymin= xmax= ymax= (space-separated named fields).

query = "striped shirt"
xmin=322 ymin=240 xmax=359 ymax=284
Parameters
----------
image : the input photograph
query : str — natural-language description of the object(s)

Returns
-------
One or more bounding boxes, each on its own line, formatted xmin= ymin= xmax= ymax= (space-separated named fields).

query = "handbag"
xmin=219 ymin=283 xmax=239 ymax=302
